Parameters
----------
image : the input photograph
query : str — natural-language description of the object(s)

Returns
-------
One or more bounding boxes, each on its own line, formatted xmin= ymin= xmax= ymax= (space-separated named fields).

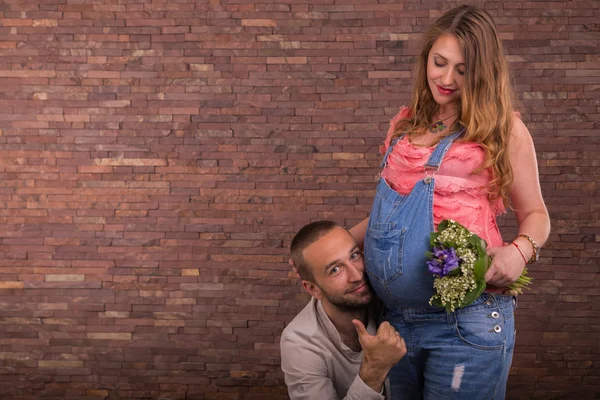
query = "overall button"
xmin=491 ymin=311 xmax=500 ymax=319
xmin=424 ymin=177 xmax=432 ymax=184
xmin=485 ymin=300 xmax=493 ymax=306
xmin=493 ymin=325 xmax=502 ymax=333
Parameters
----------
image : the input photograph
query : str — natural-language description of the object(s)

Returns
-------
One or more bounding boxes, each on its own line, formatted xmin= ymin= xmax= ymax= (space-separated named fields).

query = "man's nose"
xmin=346 ymin=263 xmax=364 ymax=282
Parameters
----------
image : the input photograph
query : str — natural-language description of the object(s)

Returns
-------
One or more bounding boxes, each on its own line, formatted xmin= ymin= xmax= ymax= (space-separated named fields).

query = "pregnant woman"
xmin=350 ymin=5 xmax=550 ymax=399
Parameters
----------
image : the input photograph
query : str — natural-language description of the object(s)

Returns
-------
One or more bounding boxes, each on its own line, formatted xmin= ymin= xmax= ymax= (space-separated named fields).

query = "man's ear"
xmin=301 ymin=280 xmax=323 ymax=300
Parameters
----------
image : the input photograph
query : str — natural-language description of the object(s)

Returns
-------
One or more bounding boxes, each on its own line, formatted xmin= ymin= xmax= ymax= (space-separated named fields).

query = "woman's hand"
xmin=484 ymin=243 xmax=527 ymax=289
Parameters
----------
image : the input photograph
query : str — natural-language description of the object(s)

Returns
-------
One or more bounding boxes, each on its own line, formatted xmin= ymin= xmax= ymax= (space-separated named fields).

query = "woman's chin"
xmin=432 ymin=94 xmax=460 ymax=107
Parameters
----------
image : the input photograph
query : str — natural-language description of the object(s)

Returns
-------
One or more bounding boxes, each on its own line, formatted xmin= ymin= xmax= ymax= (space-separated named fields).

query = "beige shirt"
xmin=280 ymin=298 xmax=389 ymax=400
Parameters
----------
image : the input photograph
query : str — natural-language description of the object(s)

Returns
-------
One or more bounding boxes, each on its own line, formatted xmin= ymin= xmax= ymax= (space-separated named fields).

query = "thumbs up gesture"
xmin=352 ymin=320 xmax=407 ymax=393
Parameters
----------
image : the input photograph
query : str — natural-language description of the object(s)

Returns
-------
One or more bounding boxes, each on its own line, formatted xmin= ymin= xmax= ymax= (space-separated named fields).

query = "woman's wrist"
xmin=512 ymin=236 xmax=531 ymax=256
xmin=510 ymin=242 xmax=527 ymax=264
xmin=517 ymin=234 xmax=539 ymax=263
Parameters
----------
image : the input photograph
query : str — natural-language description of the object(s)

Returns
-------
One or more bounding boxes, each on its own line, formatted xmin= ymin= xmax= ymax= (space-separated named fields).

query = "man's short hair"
xmin=290 ymin=220 xmax=342 ymax=282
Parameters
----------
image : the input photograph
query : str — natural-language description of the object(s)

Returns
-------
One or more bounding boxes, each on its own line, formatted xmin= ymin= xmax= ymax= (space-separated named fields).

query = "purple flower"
xmin=428 ymin=246 xmax=460 ymax=278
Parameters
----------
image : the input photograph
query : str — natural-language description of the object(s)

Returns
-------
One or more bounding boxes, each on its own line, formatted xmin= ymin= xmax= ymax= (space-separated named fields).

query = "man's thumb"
xmin=352 ymin=319 xmax=369 ymax=338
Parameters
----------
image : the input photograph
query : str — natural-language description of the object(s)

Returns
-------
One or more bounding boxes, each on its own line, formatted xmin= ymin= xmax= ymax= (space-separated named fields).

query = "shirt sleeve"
xmin=344 ymin=375 xmax=387 ymax=400
xmin=280 ymin=334 xmax=385 ymax=400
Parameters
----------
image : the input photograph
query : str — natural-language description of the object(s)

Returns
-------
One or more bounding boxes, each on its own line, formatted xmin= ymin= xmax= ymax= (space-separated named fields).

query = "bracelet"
xmin=518 ymin=234 xmax=539 ymax=264
xmin=511 ymin=242 xmax=527 ymax=264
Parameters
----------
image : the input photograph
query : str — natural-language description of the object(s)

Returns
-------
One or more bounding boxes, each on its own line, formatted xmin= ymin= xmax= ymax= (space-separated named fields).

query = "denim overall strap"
xmin=424 ymin=128 xmax=465 ymax=169
xmin=379 ymin=135 xmax=405 ymax=169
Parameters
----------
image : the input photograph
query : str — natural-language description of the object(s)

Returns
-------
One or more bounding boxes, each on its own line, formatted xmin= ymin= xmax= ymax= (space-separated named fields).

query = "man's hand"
xmin=352 ymin=320 xmax=406 ymax=393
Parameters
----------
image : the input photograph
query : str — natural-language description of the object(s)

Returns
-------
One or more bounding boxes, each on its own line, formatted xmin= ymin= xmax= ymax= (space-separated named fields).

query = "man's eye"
xmin=351 ymin=251 xmax=362 ymax=260
xmin=330 ymin=266 xmax=340 ymax=274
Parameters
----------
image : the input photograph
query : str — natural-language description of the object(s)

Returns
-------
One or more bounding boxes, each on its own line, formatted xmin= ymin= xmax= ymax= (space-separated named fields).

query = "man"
xmin=280 ymin=220 xmax=406 ymax=399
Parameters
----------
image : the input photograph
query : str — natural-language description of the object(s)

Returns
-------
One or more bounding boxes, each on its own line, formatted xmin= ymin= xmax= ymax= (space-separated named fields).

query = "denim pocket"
xmin=453 ymin=305 xmax=513 ymax=351
xmin=365 ymin=225 xmax=406 ymax=284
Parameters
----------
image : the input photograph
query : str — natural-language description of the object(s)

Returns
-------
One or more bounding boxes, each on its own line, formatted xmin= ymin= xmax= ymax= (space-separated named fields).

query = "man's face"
xmin=302 ymin=227 xmax=373 ymax=309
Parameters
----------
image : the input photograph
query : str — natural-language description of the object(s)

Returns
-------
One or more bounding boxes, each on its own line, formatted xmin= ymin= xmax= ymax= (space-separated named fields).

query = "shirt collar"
xmin=314 ymin=298 xmax=377 ymax=357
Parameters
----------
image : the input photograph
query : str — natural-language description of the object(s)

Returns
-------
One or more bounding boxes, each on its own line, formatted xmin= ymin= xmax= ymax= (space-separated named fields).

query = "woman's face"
xmin=427 ymin=34 xmax=465 ymax=110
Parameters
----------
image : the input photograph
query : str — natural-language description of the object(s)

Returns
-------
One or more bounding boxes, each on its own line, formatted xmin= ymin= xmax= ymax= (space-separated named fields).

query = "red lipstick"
xmin=436 ymin=85 xmax=456 ymax=96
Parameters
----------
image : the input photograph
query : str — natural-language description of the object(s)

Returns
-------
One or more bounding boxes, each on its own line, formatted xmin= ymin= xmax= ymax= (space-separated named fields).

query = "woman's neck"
xmin=437 ymin=104 xmax=460 ymax=118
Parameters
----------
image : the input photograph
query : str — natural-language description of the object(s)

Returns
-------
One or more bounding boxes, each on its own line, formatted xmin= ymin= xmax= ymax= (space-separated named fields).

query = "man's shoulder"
xmin=280 ymin=298 xmax=333 ymax=374
xmin=281 ymin=298 xmax=334 ymax=355
xmin=281 ymin=298 xmax=321 ymax=341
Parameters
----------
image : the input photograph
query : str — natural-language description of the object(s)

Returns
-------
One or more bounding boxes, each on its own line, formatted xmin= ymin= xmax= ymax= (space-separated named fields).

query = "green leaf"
xmin=479 ymin=237 xmax=488 ymax=250
xmin=467 ymin=235 xmax=479 ymax=247
xmin=430 ymin=297 xmax=443 ymax=307
xmin=476 ymin=239 xmax=488 ymax=256
xmin=445 ymin=303 xmax=454 ymax=313
xmin=429 ymin=232 xmax=440 ymax=247
xmin=473 ymin=256 xmax=489 ymax=280
xmin=467 ymin=234 xmax=488 ymax=257
xmin=441 ymin=241 xmax=458 ymax=250
xmin=425 ymin=251 xmax=433 ymax=259
xmin=447 ymin=267 xmax=461 ymax=276
xmin=430 ymin=232 xmax=440 ymax=247
xmin=461 ymin=280 xmax=486 ymax=307
xmin=437 ymin=220 xmax=450 ymax=232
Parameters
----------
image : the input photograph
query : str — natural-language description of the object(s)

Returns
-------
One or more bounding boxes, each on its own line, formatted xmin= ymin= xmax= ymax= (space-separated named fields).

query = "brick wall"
xmin=0 ymin=1 xmax=597 ymax=399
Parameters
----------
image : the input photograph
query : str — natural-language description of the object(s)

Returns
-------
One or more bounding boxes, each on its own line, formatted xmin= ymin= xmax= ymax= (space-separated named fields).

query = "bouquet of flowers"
xmin=427 ymin=219 xmax=532 ymax=313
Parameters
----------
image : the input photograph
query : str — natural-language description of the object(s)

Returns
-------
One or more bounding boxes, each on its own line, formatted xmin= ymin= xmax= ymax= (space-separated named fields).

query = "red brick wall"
xmin=0 ymin=1 xmax=597 ymax=399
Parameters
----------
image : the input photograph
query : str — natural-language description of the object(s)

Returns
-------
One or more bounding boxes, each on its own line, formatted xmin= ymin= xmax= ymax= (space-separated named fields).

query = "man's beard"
xmin=319 ymin=283 xmax=372 ymax=311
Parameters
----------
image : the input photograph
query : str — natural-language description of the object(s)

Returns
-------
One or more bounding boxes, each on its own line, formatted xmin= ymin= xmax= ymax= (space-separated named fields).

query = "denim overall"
xmin=365 ymin=131 xmax=516 ymax=399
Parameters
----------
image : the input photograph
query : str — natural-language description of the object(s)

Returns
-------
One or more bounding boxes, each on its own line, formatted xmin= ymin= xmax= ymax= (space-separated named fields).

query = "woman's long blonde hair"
xmin=393 ymin=5 xmax=515 ymax=206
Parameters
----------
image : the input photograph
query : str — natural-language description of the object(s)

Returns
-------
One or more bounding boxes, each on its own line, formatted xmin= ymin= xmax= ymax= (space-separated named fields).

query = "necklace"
xmin=429 ymin=111 xmax=459 ymax=134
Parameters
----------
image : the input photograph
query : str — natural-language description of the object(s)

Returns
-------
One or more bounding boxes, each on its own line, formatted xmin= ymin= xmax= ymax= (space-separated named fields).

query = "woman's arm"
xmin=485 ymin=116 xmax=551 ymax=288
xmin=349 ymin=217 xmax=369 ymax=250
xmin=507 ymin=117 xmax=551 ymax=252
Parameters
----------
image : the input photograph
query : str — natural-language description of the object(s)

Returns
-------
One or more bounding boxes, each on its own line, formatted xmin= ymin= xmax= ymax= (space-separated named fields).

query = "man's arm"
xmin=280 ymin=335 xmax=386 ymax=400
xmin=280 ymin=321 xmax=406 ymax=400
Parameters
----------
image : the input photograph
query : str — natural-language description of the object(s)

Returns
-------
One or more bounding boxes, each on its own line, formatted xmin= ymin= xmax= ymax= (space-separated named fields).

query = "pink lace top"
xmin=381 ymin=106 xmax=505 ymax=248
